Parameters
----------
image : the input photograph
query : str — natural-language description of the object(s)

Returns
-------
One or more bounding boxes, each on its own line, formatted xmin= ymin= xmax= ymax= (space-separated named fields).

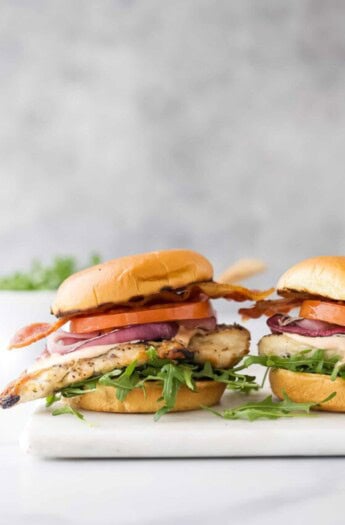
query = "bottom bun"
xmin=270 ymin=368 xmax=345 ymax=412
xmin=66 ymin=380 xmax=226 ymax=414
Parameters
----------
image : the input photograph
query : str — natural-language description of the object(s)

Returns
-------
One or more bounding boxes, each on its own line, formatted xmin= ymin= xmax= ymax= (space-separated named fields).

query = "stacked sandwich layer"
xmin=0 ymin=249 xmax=269 ymax=416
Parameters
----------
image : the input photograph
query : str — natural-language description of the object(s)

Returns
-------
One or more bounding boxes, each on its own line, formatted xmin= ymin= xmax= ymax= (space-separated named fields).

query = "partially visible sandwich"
xmin=242 ymin=256 xmax=345 ymax=412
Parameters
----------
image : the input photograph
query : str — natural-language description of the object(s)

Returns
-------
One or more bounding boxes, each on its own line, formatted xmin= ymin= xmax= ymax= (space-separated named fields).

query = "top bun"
xmin=51 ymin=249 xmax=213 ymax=317
xmin=277 ymin=256 xmax=345 ymax=300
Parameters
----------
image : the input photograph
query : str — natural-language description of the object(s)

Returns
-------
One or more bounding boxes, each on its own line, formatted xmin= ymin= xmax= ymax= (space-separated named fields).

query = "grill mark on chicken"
xmin=0 ymin=324 xmax=250 ymax=408
xmin=1 ymin=395 xmax=20 ymax=408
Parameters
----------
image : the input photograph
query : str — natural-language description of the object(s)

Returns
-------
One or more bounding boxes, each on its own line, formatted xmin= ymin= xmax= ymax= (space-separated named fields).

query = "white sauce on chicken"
xmin=285 ymin=333 xmax=345 ymax=353
xmin=28 ymin=344 xmax=118 ymax=373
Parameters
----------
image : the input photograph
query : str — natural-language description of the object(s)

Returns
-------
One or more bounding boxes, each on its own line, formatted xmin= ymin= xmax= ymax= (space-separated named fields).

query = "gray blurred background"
xmin=1 ymin=0 xmax=345 ymax=287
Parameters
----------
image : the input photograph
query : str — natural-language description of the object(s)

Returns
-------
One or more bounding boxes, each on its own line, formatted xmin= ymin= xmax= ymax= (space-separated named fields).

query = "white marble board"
xmin=21 ymin=389 xmax=345 ymax=458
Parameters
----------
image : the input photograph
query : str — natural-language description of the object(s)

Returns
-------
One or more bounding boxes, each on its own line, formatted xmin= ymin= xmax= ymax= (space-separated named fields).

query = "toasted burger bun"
xmin=270 ymin=368 xmax=345 ymax=412
xmin=52 ymin=249 xmax=213 ymax=317
xmin=277 ymin=255 xmax=345 ymax=301
xmin=66 ymin=381 xmax=226 ymax=414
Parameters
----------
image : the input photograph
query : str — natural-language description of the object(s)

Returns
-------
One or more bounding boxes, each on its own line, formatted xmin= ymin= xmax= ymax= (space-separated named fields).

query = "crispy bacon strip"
xmin=125 ymin=281 xmax=274 ymax=308
xmin=9 ymin=318 xmax=69 ymax=350
xmin=239 ymin=297 xmax=304 ymax=320
xmin=195 ymin=281 xmax=273 ymax=302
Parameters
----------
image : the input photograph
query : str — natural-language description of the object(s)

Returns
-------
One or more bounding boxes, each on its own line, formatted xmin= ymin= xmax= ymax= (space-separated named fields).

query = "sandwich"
xmin=241 ymin=256 xmax=345 ymax=411
xmin=0 ymin=249 xmax=271 ymax=417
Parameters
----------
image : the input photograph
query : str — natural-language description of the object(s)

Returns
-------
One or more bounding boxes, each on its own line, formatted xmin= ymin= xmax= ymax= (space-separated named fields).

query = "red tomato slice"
xmin=300 ymin=300 xmax=345 ymax=327
xmin=70 ymin=301 xmax=215 ymax=334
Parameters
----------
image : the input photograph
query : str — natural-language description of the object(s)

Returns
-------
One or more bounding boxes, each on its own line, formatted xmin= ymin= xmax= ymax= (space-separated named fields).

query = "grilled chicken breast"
xmin=259 ymin=333 xmax=345 ymax=360
xmin=258 ymin=334 xmax=309 ymax=357
xmin=191 ymin=324 xmax=250 ymax=368
xmin=0 ymin=324 xmax=249 ymax=408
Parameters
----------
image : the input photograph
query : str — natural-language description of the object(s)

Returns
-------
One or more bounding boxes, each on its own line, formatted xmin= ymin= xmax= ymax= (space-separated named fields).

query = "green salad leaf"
xmin=0 ymin=253 xmax=101 ymax=290
xmin=240 ymin=349 xmax=345 ymax=381
xmin=205 ymin=391 xmax=337 ymax=421
xmin=48 ymin=347 xmax=259 ymax=421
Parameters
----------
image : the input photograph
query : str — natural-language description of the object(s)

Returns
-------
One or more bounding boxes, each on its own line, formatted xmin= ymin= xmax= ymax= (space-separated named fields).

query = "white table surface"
xmin=0 ymin=296 xmax=344 ymax=524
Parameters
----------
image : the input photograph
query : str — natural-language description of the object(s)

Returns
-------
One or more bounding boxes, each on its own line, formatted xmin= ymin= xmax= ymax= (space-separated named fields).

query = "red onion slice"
xmin=46 ymin=316 xmax=218 ymax=356
xmin=47 ymin=322 xmax=178 ymax=355
xmin=267 ymin=314 xmax=345 ymax=337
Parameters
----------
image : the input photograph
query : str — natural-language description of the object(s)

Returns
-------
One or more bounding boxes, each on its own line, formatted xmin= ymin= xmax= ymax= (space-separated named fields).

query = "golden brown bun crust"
xmin=52 ymin=249 xmax=213 ymax=317
xmin=277 ymin=256 xmax=345 ymax=301
xmin=270 ymin=368 xmax=345 ymax=412
xmin=66 ymin=381 xmax=225 ymax=413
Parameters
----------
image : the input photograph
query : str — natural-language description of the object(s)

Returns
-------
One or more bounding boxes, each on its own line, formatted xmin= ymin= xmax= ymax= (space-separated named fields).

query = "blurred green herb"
xmin=0 ymin=254 xmax=101 ymax=291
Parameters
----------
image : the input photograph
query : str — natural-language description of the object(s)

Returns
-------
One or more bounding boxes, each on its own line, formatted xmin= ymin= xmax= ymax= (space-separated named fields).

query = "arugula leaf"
xmin=98 ymin=360 xmax=141 ymax=401
xmin=52 ymin=404 xmax=87 ymax=423
xmin=45 ymin=392 xmax=61 ymax=407
xmin=58 ymin=375 xmax=100 ymax=398
xmin=0 ymin=253 xmax=101 ymax=290
xmin=194 ymin=361 xmax=258 ymax=394
xmin=47 ymin=346 xmax=259 ymax=420
xmin=206 ymin=391 xmax=337 ymax=421
xmin=145 ymin=346 xmax=172 ymax=368
xmin=183 ymin=367 xmax=194 ymax=390
xmin=159 ymin=363 xmax=188 ymax=411
xmin=242 ymin=350 xmax=345 ymax=381
xmin=153 ymin=405 xmax=171 ymax=421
